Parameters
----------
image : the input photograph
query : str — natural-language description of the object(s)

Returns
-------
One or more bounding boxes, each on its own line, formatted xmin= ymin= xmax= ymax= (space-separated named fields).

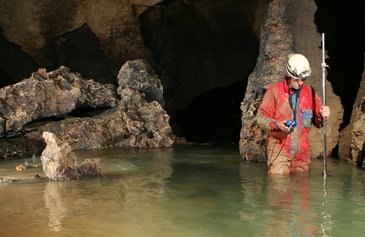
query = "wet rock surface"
xmin=41 ymin=131 xmax=101 ymax=180
xmin=41 ymin=132 xmax=80 ymax=180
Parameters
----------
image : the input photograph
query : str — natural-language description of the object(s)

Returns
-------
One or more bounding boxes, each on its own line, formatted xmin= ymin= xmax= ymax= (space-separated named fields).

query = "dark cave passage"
xmin=315 ymin=0 xmax=365 ymax=129
xmin=0 ymin=34 xmax=38 ymax=87
xmin=44 ymin=24 xmax=117 ymax=85
xmin=175 ymin=80 xmax=246 ymax=144
xmin=314 ymin=0 xmax=365 ymax=157
xmin=139 ymin=0 xmax=263 ymax=144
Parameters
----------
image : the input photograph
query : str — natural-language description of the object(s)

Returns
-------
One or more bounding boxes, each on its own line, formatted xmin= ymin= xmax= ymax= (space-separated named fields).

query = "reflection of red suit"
xmin=264 ymin=175 xmax=317 ymax=237
xmin=257 ymin=77 xmax=324 ymax=174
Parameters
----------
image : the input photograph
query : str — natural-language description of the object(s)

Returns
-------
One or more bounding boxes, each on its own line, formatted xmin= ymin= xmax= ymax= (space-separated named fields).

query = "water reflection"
xmin=44 ymin=182 xmax=68 ymax=231
xmin=239 ymin=161 xmax=334 ymax=237
xmin=265 ymin=175 xmax=319 ymax=236
xmin=2 ymin=147 xmax=365 ymax=237
xmin=115 ymin=149 xmax=173 ymax=207
xmin=74 ymin=148 xmax=174 ymax=236
xmin=239 ymin=161 xmax=267 ymax=223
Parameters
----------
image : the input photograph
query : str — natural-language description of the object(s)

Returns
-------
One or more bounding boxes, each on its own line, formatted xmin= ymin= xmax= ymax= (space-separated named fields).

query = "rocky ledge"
xmin=0 ymin=59 xmax=175 ymax=160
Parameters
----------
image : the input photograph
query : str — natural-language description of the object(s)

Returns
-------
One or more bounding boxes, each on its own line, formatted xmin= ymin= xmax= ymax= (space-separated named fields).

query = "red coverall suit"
xmin=257 ymin=77 xmax=324 ymax=174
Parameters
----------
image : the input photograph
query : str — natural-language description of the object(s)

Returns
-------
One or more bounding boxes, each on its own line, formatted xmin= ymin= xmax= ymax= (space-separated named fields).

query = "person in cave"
xmin=256 ymin=54 xmax=330 ymax=175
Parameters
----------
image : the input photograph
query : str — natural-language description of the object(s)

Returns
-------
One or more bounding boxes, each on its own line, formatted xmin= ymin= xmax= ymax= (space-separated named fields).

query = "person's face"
xmin=289 ymin=77 xmax=306 ymax=89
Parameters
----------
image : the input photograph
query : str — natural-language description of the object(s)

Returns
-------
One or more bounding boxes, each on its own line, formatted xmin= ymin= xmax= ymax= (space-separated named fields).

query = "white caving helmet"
xmin=286 ymin=54 xmax=311 ymax=79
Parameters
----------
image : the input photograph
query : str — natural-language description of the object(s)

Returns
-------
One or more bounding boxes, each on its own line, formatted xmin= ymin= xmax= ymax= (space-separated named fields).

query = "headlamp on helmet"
xmin=286 ymin=54 xmax=311 ymax=79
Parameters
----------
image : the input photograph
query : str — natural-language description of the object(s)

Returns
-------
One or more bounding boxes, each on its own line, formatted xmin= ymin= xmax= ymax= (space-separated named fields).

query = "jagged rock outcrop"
xmin=117 ymin=59 xmax=164 ymax=105
xmin=41 ymin=131 xmax=101 ymax=180
xmin=351 ymin=98 xmax=365 ymax=166
xmin=0 ymin=67 xmax=116 ymax=137
xmin=346 ymin=59 xmax=365 ymax=166
xmin=339 ymin=53 xmax=365 ymax=164
xmin=0 ymin=60 xmax=174 ymax=160
xmin=41 ymin=132 xmax=80 ymax=180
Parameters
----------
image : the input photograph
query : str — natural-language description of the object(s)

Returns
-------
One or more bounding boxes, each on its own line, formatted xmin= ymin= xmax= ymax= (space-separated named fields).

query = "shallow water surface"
xmin=1 ymin=145 xmax=365 ymax=237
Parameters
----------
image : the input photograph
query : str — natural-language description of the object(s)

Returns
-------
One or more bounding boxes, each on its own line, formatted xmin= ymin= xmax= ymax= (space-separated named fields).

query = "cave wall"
xmin=289 ymin=0 xmax=342 ymax=159
xmin=239 ymin=0 xmax=296 ymax=161
xmin=0 ymin=0 xmax=161 ymax=84
xmin=349 ymin=55 xmax=365 ymax=164
xmin=0 ymin=0 xmax=269 ymax=144
xmin=0 ymin=0 xmax=364 ymax=153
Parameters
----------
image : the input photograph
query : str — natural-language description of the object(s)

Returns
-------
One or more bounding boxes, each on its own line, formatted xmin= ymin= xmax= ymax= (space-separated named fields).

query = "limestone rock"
xmin=77 ymin=158 xmax=101 ymax=176
xmin=40 ymin=132 xmax=102 ymax=180
xmin=0 ymin=66 xmax=116 ymax=137
xmin=339 ymin=53 xmax=365 ymax=162
xmin=350 ymin=97 xmax=365 ymax=166
xmin=0 ymin=60 xmax=174 ymax=160
xmin=40 ymin=132 xmax=79 ymax=180
xmin=239 ymin=0 xmax=294 ymax=162
xmin=117 ymin=59 xmax=164 ymax=105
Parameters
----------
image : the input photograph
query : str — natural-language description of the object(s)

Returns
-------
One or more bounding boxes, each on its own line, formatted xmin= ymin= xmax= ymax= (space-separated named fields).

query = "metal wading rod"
xmin=321 ymin=33 xmax=328 ymax=182
xmin=320 ymin=32 xmax=330 ymax=236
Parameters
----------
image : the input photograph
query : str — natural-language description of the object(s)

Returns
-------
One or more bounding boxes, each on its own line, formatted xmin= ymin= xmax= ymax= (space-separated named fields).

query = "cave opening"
xmin=139 ymin=0 xmax=263 ymax=144
xmin=175 ymin=80 xmax=246 ymax=144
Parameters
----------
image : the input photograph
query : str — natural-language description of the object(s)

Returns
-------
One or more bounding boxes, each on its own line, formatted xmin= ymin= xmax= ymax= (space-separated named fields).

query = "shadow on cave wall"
xmin=43 ymin=24 xmax=118 ymax=84
xmin=0 ymin=31 xmax=38 ymax=87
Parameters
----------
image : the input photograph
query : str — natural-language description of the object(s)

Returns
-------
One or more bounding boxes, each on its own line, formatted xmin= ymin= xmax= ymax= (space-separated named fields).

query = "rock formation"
xmin=0 ymin=67 xmax=116 ymax=138
xmin=41 ymin=131 xmax=80 ymax=180
xmin=40 ymin=131 xmax=101 ymax=180
xmin=351 ymin=99 xmax=365 ymax=166
xmin=338 ymin=52 xmax=365 ymax=165
xmin=0 ymin=60 xmax=174 ymax=160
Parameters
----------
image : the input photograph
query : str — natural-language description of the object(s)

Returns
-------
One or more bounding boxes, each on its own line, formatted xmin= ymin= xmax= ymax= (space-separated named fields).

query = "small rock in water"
xmin=16 ymin=164 xmax=26 ymax=171
xmin=0 ymin=177 xmax=13 ymax=183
